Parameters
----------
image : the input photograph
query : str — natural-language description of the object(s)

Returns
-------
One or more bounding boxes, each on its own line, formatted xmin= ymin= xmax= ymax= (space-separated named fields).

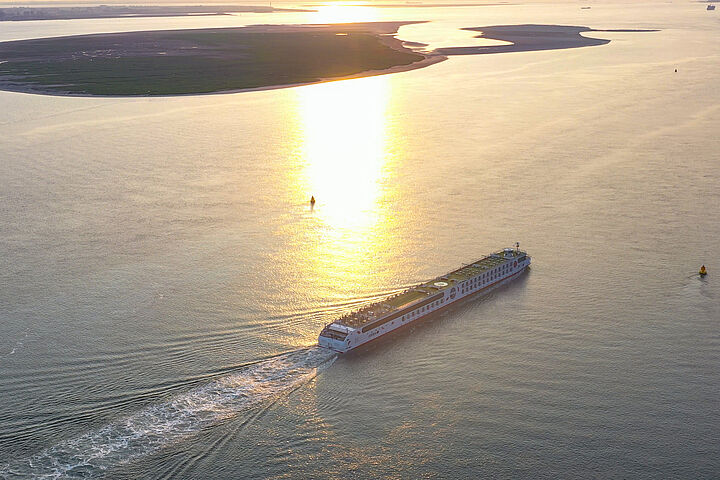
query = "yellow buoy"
xmin=699 ymin=265 xmax=707 ymax=276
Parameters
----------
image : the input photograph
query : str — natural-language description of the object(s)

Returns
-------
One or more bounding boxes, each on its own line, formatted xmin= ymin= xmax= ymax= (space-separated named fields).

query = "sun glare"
xmin=309 ymin=3 xmax=378 ymax=24
xmin=288 ymin=75 xmax=397 ymax=294
xmin=297 ymin=76 xmax=389 ymax=232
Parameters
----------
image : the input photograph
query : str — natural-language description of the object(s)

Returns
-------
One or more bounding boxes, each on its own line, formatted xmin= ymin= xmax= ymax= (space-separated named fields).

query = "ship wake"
xmin=1 ymin=346 xmax=337 ymax=479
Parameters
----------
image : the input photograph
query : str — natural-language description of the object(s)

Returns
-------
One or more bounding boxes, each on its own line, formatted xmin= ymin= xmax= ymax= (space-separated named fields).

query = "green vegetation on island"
xmin=0 ymin=25 xmax=426 ymax=96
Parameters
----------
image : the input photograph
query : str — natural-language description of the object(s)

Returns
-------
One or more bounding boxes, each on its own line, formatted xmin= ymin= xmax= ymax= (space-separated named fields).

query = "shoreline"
xmin=0 ymin=53 xmax=447 ymax=99
xmin=205 ymin=53 xmax=447 ymax=98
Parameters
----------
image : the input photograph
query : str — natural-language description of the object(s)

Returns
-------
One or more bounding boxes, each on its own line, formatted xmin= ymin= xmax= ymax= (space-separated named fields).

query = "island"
xmin=435 ymin=24 xmax=657 ymax=55
xmin=0 ymin=23 xmax=654 ymax=97
xmin=0 ymin=23 xmax=439 ymax=96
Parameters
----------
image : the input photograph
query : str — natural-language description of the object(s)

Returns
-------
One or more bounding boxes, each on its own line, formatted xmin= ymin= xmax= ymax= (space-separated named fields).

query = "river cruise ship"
xmin=318 ymin=245 xmax=530 ymax=353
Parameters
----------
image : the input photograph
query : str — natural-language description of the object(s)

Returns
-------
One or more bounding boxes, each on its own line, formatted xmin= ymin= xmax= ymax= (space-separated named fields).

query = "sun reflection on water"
xmin=299 ymin=76 xmax=389 ymax=231
xmin=292 ymin=75 xmax=397 ymax=295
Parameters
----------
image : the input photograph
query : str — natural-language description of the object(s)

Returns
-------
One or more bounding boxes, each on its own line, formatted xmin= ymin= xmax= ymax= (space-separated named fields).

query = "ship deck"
xmin=335 ymin=249 xmax=527 ymax=329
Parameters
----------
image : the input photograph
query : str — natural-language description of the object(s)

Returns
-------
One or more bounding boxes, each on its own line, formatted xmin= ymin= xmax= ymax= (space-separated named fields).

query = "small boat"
xmin=708 ymin=5 xmax=716 ymax=11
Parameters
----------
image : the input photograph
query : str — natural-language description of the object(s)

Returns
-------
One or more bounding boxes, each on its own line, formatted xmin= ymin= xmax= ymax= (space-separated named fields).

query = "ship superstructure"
xmin=318 ymin=245 xmax=530 ymax=353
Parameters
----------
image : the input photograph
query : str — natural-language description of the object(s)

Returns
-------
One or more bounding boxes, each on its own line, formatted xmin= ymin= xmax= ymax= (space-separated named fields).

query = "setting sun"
xmin=308 ymin=3 xmax=379 ymax=24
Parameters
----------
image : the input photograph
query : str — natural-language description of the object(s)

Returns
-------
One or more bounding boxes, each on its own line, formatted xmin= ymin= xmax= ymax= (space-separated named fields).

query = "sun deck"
xmin=438 ymin=249 xmax=525 ymax=284
xmin=334 ymin=249 xmax=527 ymax=330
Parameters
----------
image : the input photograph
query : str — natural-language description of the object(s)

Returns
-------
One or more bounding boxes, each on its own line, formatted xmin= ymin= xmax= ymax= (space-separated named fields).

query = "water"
xmin=2 ymin=348 xmax=336 ymax=478
xmin=1 ymin=1 xmax=719 ymax=478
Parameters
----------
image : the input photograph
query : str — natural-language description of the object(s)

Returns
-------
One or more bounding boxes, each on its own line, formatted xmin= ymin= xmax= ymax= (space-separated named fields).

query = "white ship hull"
xmin=319 ymin=248 xmax=530 ymax=353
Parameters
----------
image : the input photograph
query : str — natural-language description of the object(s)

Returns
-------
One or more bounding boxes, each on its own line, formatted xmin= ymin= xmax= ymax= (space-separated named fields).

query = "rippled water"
xmin=1 ymin=1 xmax=719 ymax=478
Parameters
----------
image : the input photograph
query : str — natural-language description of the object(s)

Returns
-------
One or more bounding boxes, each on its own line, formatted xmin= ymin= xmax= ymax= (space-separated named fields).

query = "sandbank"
xmin=435 ymin=24 xmax=657 ymax=56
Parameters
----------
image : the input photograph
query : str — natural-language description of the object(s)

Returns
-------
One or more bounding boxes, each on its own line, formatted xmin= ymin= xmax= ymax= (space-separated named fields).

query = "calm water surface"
xmin=1 ymin=2 xmax=719 ymax=478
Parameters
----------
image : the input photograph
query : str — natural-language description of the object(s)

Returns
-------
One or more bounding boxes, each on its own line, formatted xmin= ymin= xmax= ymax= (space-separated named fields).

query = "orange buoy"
xmin=699 ymin=265 xmax=707 ymax=276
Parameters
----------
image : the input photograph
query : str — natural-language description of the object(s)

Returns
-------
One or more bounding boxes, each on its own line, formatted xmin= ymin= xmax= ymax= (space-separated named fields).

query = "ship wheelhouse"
xmin=320 ymin=326 xmax=347 ymax=341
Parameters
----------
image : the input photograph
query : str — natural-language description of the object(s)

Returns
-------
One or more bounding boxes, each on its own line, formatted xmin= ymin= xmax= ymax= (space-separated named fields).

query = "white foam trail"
xmin=1 ymin=346 xmax=336 ymax=479
xmin=3 ymin=330 xmax=28 ymax=358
